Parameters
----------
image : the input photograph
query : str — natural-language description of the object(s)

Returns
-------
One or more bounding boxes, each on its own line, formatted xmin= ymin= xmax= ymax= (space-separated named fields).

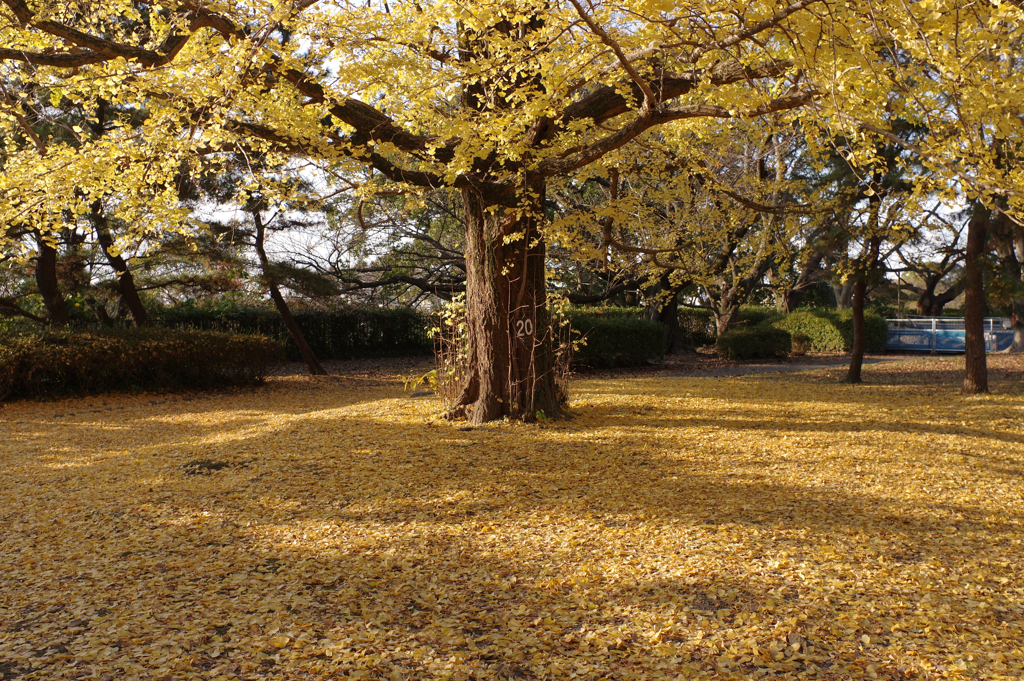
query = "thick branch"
xmin=522 ymin=90 xmax=813 ymax=185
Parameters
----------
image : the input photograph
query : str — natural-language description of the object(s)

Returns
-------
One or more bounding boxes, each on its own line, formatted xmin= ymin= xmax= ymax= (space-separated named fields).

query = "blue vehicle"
xmin=885 ymin=317 xmax=1015 ymax=353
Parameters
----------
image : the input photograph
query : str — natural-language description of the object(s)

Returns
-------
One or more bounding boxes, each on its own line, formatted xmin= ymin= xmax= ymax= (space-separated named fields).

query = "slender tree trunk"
xmin=449 ymin=184 xmax=560 ymax=424
xmin=963 ymin=202 xmax=990 ymax=394
xmin=91 ymin=201 xmax=149 ymax=327
xmin=33 ymin=232 xmax=70 ymax=326
xmin=844 ymin=277 xmax=868 ymax=384
xmin=657 ymin=290 xmax=682 ymax=354
xmin=844 ymin=190 xmax=882 ymax=383
xmin=252 ymin=209 xmax=327 ymax=376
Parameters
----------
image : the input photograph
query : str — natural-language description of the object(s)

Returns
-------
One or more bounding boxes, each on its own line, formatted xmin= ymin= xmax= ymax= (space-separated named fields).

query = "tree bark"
xmin=1009 ymin=299 xmax=1024 ymax=353
xmin=91 ymin=201 xmax=149 ymax=327
xmin=844 ymin=188 xmax=882 ymax=383
xmin=845 ymin=236 xmax=882 ymax=384
xmin=844 ymin=277 xmax=868 ymax=384
xmin=252 ymin=209 xmax=327 ymax=376
xmin=999 ymin=221 xmax=1024 ymax=353
xmin=781 ymin=286 xmax=804 ymax=314
xmin=963 ymin=202 xmax=990 ymax=394
xmin=833 ymin=279 xmax=855 ymax=309
xmin=655 ymin=289 xmax=682 ymax=354
xmin=715 ymin=299 xmax=741 ymax=336
xmin=449 ymin=184 xmax=561 ymax=424
xmin=644 ymin=273 xmax=684 ymax=354
xmin=912 ymin=275 xmax=963 ymax=317
xmin=1013 ymin=228 xmax=1024 ymax=352
xmin=33 ymin=232 xmax=70 ymax=325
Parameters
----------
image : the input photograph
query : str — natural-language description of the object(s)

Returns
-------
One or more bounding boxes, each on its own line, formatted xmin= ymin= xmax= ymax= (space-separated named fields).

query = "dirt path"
xmin=267 ymin=354 xmax=915 ymax=383
xmin=666 ymin=355 xmax=908 ymax=378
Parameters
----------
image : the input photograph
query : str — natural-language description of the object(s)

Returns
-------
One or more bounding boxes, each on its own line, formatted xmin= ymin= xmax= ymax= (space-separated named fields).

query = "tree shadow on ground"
xmin=3 ymin=375 xmax=1022 ymax=680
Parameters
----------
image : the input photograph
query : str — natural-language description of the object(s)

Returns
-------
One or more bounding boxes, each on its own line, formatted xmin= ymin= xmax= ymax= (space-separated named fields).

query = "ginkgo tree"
xmin=1 ymin=0 xmax=1021 ymax=418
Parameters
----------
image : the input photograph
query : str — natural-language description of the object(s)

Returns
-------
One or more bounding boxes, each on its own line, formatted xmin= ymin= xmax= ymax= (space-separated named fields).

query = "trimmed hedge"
xmin=564 ymin=306 xmax=643 ymax=318
xmin=156 ymin=306 xmax=432 ymax=360
xmin=773 ymin=309 xmax=887 ymax=353
xmin=0 ymin=328 xmax=282 ymax=401
xmin=737 ymin=306 xmax=784 ymax=327
xmin=154 ymin=303 xmax=716 ymax=366
xmin=567 ymin=312 xmax=668 ymax=368
xmin=716 ymin=324 xmax=792 ymax=360
xmin=565 ymin=306 xmax=715 ymax=352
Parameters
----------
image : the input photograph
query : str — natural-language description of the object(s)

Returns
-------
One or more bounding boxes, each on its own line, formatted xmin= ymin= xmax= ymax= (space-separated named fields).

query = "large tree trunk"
xmin=778 ymin=251 xmax=825 ymax=313
xmin=833 ymin=279 xmax=855 ymax=309
xmin=252 ymin=209 xmax=327 ymax=376
xmin=1009 ymin=299 xmax=1024 ymax=353
xmin=714 ymin=293 xmax=741 ymax=336
xmin=915 ymin=289 xmax=938 ymax=317
xmin=1008 ymin=301 xmax=1024 ymax=353
xmin=1000 ymin=222 xmax=1024 ymax=353
xmin=655 ymin=290 xmax=682 ymax=354
xmin=844 ymin=277 xmax=868 ymax=384
xmin=1013 ymin=228 xmax=1024 ymax=352
xmin=92 ymin=201 xmax=149 ymax=327
xmin=33 ymin=232 xmax=70 ymax=326
xmin=449 ymin=184 xmax=561 ymax=424
xmin=644 ymin=273 xmax=684 ymax=354
xmin=781 ymin=287 xmax=803 ymax=314
xmin=913 ymin=274 xmax=963 ymax=317
xmin=963 ymin=202 xmax=990 ymax=394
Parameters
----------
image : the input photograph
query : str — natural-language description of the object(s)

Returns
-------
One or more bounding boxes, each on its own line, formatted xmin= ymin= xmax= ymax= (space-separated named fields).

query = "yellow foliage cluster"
xmin=3 ymin=0 xmax=1022 ymax=255
xmin=2 ymin=361 xmax=1023 ymax=679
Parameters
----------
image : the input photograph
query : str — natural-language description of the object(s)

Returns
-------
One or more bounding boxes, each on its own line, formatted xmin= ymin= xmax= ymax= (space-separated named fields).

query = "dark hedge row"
xmin=157 ymin=305 xmax=690 ymax=368
xmin=1 ymin=304 xmax=890 ymax=401
xmin=716 ymin=324 xmax=793 ymax=360
xmin=566 ymin=311 xmax=668 ymax=368
xmin=156 ymin=307 xmax=433 ymax=360
xmin=0 ymin=328 xmax=282 ymax=401
xmin=563 ymin=306 xmax=716 ymax=367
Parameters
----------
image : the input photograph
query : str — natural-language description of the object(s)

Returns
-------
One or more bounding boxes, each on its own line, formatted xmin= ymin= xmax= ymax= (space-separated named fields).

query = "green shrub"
xmin=567 ymin=312 xmax=667 ymax=368
xmin=567 ymin=306 xmax=715 ymax=351
xmin=156 ymin=305 xmax=432 ymax=360
xmin=773 ymin=309 xmax=887 ymax=353
xmin=0 ymin=327 xmax=283 ymax=401
xmin=737 ymin=306 xmax=784 ymax=327
xmin=716 ymin=324 xmax=792 ymax=360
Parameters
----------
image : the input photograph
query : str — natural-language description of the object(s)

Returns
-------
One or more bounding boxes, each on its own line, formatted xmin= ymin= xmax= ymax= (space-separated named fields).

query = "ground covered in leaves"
xmin=2 ymin=356 xmax=1023 ymax=680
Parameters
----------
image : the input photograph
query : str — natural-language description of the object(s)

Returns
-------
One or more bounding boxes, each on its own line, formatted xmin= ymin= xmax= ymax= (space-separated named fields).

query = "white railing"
xmin=885 ymin=317 xmax=1014 ymax=352
xmin=886 ymin=317 xmax=1012 ymax=332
